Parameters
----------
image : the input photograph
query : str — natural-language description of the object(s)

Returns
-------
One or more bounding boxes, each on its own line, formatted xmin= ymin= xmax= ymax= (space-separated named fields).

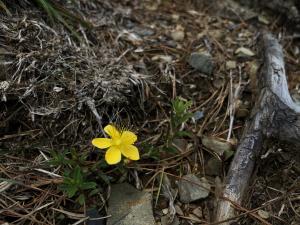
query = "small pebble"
xmin=162 ymin=208 xmax=169 ymax=215
xmin=188 ymin=51 xmax=214 ymax=75
xmin=171 ymin=30 xmax=185 ymax=42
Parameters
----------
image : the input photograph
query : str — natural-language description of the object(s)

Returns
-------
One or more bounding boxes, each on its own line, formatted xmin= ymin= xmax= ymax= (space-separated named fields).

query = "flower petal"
xmin=104 ymin=125 xmax=121 ymax=139
xmin=92 ymin=138 xmax=112 ymax=149
xmin=121 ymin=145 xmax=140 ymax=160
xmin=121 ymin=131 xmax=137 ymax=145
xmin=105 ymin=146 xmax=121 ymax=165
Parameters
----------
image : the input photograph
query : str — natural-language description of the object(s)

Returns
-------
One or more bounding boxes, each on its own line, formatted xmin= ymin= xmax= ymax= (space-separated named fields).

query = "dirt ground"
xmin=0 ymin=0 xmax=300 ymax=224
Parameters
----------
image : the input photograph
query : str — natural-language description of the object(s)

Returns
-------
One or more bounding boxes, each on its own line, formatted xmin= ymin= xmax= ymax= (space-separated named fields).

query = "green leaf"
xmin=180 ymin=113 xmax=193 ymax=123
xmin=174 ymin=130 xmax=192 ymax=138
xmin=62 ymin=177 xmax=73 ymax=184
xmin=81 ymin=182 xmax=97 ymax=190
xmin=73 ymin=166 xmax=83 ymax=183
xmin=66 ymin=185 xmax=78 ymax=198
xmin=48 ymin=149 xmax=70 ymax=167
xmin=170 ymin=97 xmax=193 ymax=131
xmin=163 ymin=146 xmax=177 ymax=153
xmin=77 ymin=193 xmax=85 ymax=205
xmin=88 ymin=188 xmax=100 ymax=197
xmin=63 ymin=169 xmax=71 ymax=177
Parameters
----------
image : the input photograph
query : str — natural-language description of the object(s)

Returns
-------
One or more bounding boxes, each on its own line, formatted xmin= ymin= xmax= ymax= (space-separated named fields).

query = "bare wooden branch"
xmin=215 ymin=32 xmax=300 ymax=224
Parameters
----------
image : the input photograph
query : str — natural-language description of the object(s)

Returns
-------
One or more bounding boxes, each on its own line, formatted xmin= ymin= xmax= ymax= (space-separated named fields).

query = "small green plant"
xmin=48 ymin=149 xmax=99 ymax=205
xmin=143 ymin=97 xmax=194 ymax=158
xmin=170 ymin=97 xmax=193 ymax=133
xmin=167 ymin=97 xmax=193 ymax=147
xmin=48 ymin=149 xmax=69 ymax=167
xmin=49 ymin=124 xmax=141 ymax=205
xmin=59 ymin=165 xmax=97 ymax=205
xmin=48 ymin=149 xmax=87 ymax=168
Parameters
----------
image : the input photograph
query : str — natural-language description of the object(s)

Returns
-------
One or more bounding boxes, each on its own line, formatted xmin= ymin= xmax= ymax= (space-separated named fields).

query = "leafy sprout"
xmin=59 ymin=166 xmax=97 ymax=205
xmin=168 ymin=97 xmax=193 ymax=144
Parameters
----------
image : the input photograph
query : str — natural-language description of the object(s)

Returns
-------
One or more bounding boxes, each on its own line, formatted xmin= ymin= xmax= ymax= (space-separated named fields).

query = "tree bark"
xmin=215 ymin=32 xmax=300 ymax=224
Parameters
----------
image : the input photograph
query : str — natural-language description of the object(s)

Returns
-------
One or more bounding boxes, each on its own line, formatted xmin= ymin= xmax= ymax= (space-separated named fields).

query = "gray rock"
xmin=201 ymin=136 xmax=232 ymax=155
xmin=135 ymin=27 xmax=155 ymax=36
xmin=165 ymin=40 xmax=177 ymax=48
xmin=170 ymin=30 xmax=185 ymax=42
xmin=188 ymin=52 xmax=214 ymax=75
xmin=161 ymin=215 xmax=180 ymax=225
xmin=178 ymin=174 xmax=211 ymax=203
xmin=107 ymin=183 xmax=155 ymax=225
xmin=192 ymin=111 xmax=204 ymax=121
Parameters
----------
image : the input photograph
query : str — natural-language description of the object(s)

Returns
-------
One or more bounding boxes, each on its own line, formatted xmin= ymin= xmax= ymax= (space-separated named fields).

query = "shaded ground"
xmin=0 ymin=0 xmax=300 ymax=224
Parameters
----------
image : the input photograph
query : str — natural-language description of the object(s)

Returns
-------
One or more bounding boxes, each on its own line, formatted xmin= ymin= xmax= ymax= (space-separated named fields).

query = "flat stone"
xmin=201 ymin=136 xmax=232 ymax=155
xmin=188 ymin=52 xmax=214 ymax=75
xmin=178 ymin=174 xmax=211 ymax=203
xmin=161 ymin=215 xmax=180 ymax=225
xmin=107 ymin=183 xmax=155 ymax=225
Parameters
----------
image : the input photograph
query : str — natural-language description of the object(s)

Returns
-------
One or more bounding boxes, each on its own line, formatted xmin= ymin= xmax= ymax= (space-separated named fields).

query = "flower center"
xmin=112 ymin=138 xmax=122 ymax=146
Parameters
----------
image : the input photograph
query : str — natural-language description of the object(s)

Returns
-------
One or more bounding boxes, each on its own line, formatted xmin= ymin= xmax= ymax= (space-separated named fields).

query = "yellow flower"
xmin=92 ymin=124 xmax=140 ymax=165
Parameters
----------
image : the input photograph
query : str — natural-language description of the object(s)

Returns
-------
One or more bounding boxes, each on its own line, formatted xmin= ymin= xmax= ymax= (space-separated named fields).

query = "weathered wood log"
xmin=215 ymin=32 xmax=300 ymax=224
